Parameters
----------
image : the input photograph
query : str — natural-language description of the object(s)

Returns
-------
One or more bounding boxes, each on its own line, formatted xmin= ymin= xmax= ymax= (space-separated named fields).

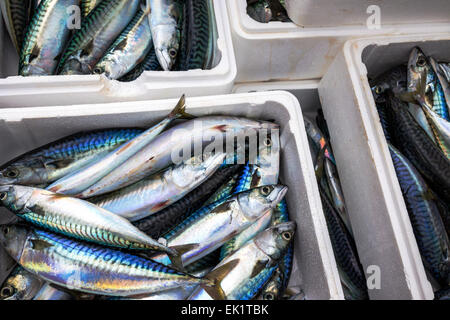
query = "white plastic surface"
xmin=0 ymin=0 xmax=236 ymax=108
xmin=319 ymin=34 xmax=450 ymax=300
xmin=0 ymin=91 xmax=343 ymax=300
xmin=228 ymin=0 xmax=450 ymax=83
xmin=285 ymin=0 xmax=450 ymax=28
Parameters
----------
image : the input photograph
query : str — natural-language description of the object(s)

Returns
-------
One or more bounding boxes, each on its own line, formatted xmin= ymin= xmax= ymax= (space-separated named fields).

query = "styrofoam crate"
xmin=0 ymin=91 xmax=343 ymax=300
xmin=285 ymin=0 xmax=450 ymax=28
xmin=0 ymin=0 xmax=236 ymax=108
xmin=234 ymin=79 xmax=434 ymax=299
xmin=227 ymin=0 xmax=450 ymax=83
xmin=319 ymin=34 xmax=450 ymax=300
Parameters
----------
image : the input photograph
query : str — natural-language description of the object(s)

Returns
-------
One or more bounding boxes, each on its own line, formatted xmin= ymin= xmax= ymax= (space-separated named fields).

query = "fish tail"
xmin=168 ymin=94 xmax=196 ymax=120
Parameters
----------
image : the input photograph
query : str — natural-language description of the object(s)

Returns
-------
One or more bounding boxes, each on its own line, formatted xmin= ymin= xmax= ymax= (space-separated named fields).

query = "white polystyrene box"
xmin=285 ymin=0 xmax=450 ymax=28
xmin=319 ymin=34 xmax=450 ymax=300
xmin=0 ymin=0 xmax=237 ymax=108
xmin=0 ymin=91 xmax=343 ymax=300
xmin=228 ymin=0 xmax=450 ymax=83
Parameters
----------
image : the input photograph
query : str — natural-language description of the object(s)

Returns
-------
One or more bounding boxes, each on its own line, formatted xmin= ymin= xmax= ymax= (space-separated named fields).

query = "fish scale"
xmin=0 ymin=0 xmax=32 ymax=54
xmin=0 ymin=226 xmax=205 ymax=296
xmin=389 ymin=144 xmax=450 ymax=285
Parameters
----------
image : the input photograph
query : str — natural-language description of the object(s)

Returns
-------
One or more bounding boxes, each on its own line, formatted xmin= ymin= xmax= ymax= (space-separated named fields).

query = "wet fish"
xmin=440 ymin=63 xmax=450 ymax=83
xmin=389 ymin=144 xmax=450 ymax=286
xmin=58 ymin=0 xmax=141 ymax=75
xmin=134 ymin=165 xmax=243 ymax=239
xmin=370 ymin=65 xmax=407 ymax=104
xmin=151 ymin=185 xmax=287 ymax=268
xmin=80 ymin=0 xmax=103 ymax=18
xmin=0 ymin=128 xmax=142 ymax=186
xmin=118 ymin=46 xmax=162 ymax=82
xmin=0 ymin=266 xmax=43 ymax=300
xmin=257 ymin=267 xmax=284 ymax=300
xmin=431 ymin=57 xmax=450 ymax=109
xmin=33 ymin=283 xmax=74 ymax=300
xmin=0 ymin=225 xmax=209 ymax=296
xmin=189 ymin=222 xmax=296 ymax=300
xmin=46 ymin=96 xmax=189 ymax=196
xmin=246 ymin=0 xmax=272 ymax=23
xmin=0 ymin=185 xmax=178 ymax=258
xmin=0 ymin=0 xmax=33 ymax=54
xmin=76 ymin=117 xmax=279 ymax=198
xmin=91 ymin=152 xmax=226 ymax=221
xmin=94 ymin=8 xmax=152 ymax=80
xmin=318 ymin=184 xmax=368 ymax=300
xmin=149 ymin=0 xmax=182 ymax=71
xmin=19 ymin=0 xmax=79 ymax=76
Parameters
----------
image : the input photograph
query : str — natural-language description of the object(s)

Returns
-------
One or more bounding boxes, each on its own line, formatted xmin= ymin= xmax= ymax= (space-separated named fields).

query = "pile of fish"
xmin=1 ymin=0 xmax=217 ymax=81
xmin=0 ymin=95 xmax=298 ymax=300
xmin=246 ymin=0 xmax=290 ymax=23
xmin=305 ymin=111 xmax=369 ymax=300
xmin=370 ymin=47 xmax=450 ymax=298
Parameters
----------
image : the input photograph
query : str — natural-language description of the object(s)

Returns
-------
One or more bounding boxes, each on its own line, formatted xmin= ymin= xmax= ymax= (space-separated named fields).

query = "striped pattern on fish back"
xmin=30 ymin=129 xmax=142 ymax=161
xmin=231 ymin=265 xmax=276 ymax=300
xmin=81 ymin=0 xmax=102 ymax=18
xmin=30 ymin=228 xmax=184 ymax=276
xmin=180 ymin=0 xmax=209 ymax=70
xmin=389 ymin=145 xmax=450 ymax=285
xmin=58 ymin=0 xmax=122 ymax=72
xmin=4 ymin=0 xmax=30 ymax=53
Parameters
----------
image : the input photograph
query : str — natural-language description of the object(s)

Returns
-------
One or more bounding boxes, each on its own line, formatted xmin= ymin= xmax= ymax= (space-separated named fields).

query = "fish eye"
xmin=0 ymin=286 xmax=15 ymax=298
xmin=263 ymin=292 xmax=275 ymax=300
xmin=169 ymin=48 xmax=177 ymax=58
xmin=261 ymin=186 xmax=271 ymax=195
xmin=282 ymin=231 xmax=292 ymax=241
xmin=2 ymin=226 xmax=10 ymax=235
xmin=374 ymin=86 xmax=383 ymax=94
xmin=263 ymin=138 xmax=272 ymax=147
xmin=0 ymin=192 xmax=7 ymax=201
xmin=93 ymin=68 xmax=103 ymax=75
xmin=4 ymin=169 xmax=19 ymax=178
xmin=417 ymin=57 xmax=427 ymax=67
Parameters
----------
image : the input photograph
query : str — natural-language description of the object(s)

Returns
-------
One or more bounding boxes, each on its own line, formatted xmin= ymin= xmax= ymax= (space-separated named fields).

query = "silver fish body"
xmin=59 ymin=0 xmax=141 ymax=74
xmin=77 ymin=116 xmax=279 ymax=198
xmin=0 ymin=185 xmax=176 ymax=256
xmin=151 ymin=185 xmax=287 ymax=268
xmin=1 ymin=266 xmax=44 ymax=300
xmin=440 ymin=63 xmax=450 ymax=83
xmin=46 ymin=97 xmax=187 ymax=196
xmin=94 ymin=8 xmax=153 ymax=80
xmin=189 ymin=222 xmax=296 ymax=300
xmin=20 ymin=0 xmax=79 ymax=76
xmin=0 ymin=225 xmax=208 ymax=296
xmin=33 ymin=283 xmax=74 ymax=300
xmin=81 ymin=0 xmax=103 ymax=18
xmin=0 ymin=0 xmax=33 ymax=54
xmin=149 ymin=0 xmax=182 ymax=70
xmin=91 ymin=153 xmax=226 ymax=221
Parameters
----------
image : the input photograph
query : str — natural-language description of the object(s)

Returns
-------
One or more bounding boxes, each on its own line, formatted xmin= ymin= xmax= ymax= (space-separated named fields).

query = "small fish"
xmin=370 ymin=65 xmax=407 ymax=104
xmin=80 ymin=0 xmax=103 ymax=18
xmin=0 ymin=0 xmax=33 ymax=54
xmin=46 ymin=96 xmax=190 ymax=196
xmin=0 ymin=185 xmax=178 ymax=259
xmin=189 ymin=222 xmax=296 ymax=300
xmin=76 ymin=117 xmax=279 ymax=198
xmin=118 ymin=46 xmax=162 ymax=82
xmin=33 ymin=283 xmax=74 ymax=300
xmin=19 ymin=0 xmax=80 ymax=76
xmin=0 ymin=225 xmax=209 ymax=296
xmin=151 ymin=185 xmax=287 ymax=268
xmin=133 ymin=165 xmax=243 ymax=239
xmin=0 ymin=128 xmax=142 ymax=186
xmin=257 ymin=267 xmax=284 ymax=300
xmin=389 ymin=144 xmax=450 ymax=286
xmin=58 ymin=0 xmax=141 ymax=75
xmin=149 ymin=0 xmax=182 ymax=70
xmin=0 ymin=266 xmax=43 ymax=300
xmin=91 ymin=152 xmax=226 ymax=221
xmin=94 ymin=8 xmax=153 ymax=80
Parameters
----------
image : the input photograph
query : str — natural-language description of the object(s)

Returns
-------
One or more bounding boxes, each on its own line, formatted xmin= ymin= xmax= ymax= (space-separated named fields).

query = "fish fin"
xmin=250 ymin=259 xmax=268 ymax=278
xmin=203 ymin=259 xmax=241 ymax=299
xmin=44 ymin=158 xmax=74 ymax=169
xmin=168 ymin=94 xmax=195 ymax=120
xmin=398 ymin=91 xmax=418 ymax=104
xmin=30 ymin=239 xmax=53 ymax=251
xmin=53 ymin=52 xmax=62 ymax=62
xmin=211 ymin=201 xmax=233 ymax=214
xmin=81 ymin=39 xmax=94 ymax=57
xmin=115 ymin=38 xmax=129 ymax=51
xmin=29 ymin=45 xmax=40 ymax=63
xmin=167 ymin=243 xmax=199 ymax=271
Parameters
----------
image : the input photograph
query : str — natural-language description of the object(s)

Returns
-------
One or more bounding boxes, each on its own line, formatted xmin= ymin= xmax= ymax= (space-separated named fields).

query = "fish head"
xmin=1 ymin=268 xmax=41 ymax=300
xmin=237 ymin=184 xmax=288 ymax=221
xmin=407 ymin=47 xmax=431 ymax=93
xmin=152 ymin=24 xmax=180 ymax=71
xmin=0 ymin=185 xmax=33 ymax=212
xmin=0 ymin=159 xmax=48 ymax=186
xmin=255 ymin=221 xmax=296 ymax=261
xmin=254 ymin=129 xmax=280 ymax=185
xmin=93 ymin=58 xmax=126 ymax=80
xmin=0 ymin=224 xmax=29 ymax=262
